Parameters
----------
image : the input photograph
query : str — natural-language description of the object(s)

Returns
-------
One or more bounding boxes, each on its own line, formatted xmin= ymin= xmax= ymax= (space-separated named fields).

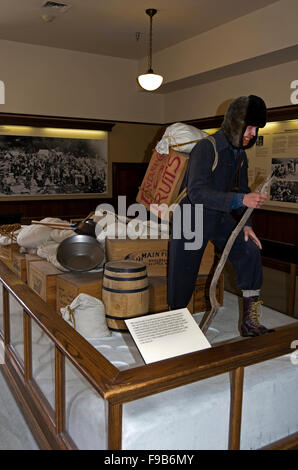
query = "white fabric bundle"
xmin=60 ymin=293 xmax=111 ymax=340
xmin=50 ymin=228 xmax=74 ymax=243
xmin=36 ymin=240 xmax=68 ymax=271
xmin=19 ymin=246 xmax=37 ymax=254
xmin=94 ymin=208 xmax=170 ymax=245
xmin=96 ymin=220 xmax=127 ymax=246
xmin=155 ymin=122 xmax=208 ymax=154
xmin=17 ymin=218 xmax=69 ymax=249
xmin=95 ymin=213 xmax=170 ymax=243
xmin=126 ymin=219 xmax=170 ymax=240
xmin=37 ymin=240 xmax=59 ymax=259
xmin=140 ymin=220 xmax=170 ymax=239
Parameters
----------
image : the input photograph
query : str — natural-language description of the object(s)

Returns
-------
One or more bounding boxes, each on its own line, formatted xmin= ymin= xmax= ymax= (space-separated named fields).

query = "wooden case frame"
xmin=1 ymin=260 xmax=298 ymax=450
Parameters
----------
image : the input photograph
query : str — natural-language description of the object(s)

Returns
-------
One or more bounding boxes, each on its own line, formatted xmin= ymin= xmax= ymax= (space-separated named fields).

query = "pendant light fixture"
xmin=138 ymin=9 xmax=163 ymax=91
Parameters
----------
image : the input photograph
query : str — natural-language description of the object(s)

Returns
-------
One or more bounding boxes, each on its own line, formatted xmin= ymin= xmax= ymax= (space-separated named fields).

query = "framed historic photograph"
xmin=204 ymin=118 xmax=298 ymax=214
xmin=246 ymin=119 xmax=298 ymax=213
xmin=0 ymin=114 xmax=113 ymax=201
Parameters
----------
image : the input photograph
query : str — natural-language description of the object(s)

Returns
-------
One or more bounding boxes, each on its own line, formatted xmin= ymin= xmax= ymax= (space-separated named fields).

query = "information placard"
xmin=125 ymin=308 xmax=211 ymax=364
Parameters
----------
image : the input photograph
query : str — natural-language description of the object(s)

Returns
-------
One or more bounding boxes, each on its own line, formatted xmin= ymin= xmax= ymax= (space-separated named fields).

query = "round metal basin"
xmin=57 ymin=234 xmax=104 ymax=272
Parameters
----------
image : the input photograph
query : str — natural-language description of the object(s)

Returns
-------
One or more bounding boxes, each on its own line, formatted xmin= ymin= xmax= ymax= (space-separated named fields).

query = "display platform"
xmin=1 ymin=288 xmax=297 ymax=450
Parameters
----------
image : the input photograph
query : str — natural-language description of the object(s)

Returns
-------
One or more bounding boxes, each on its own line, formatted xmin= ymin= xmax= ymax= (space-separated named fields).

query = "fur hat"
xmin=221 ymin=95 xmax=267 ymax=149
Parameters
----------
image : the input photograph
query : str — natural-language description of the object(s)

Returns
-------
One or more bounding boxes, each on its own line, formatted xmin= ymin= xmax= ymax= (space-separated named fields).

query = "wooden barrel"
xmin=102 ymin=260 xmax=149 ymax=332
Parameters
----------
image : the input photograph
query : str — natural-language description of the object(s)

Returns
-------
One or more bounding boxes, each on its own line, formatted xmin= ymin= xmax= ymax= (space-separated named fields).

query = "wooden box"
xmin=0 ymin=255 xmax=13 ymax=270
xmin=148 ymin=276 xmax=169 ymax=313
xmin=28 ymin=261 xmax=64 ymax=309
xmin=11 ymin=252 xmax=27 ymax=282
xmin=25 ymin=254 xmax=43 ymax=281
xmin=148 ymin=276 xmax=194 ymax=313
xmin=0 ymin=243 xmax=19 ymax=262
xmin=56 ymin=272 xmax=103 ymax=312
xmin=105 ymin=238 xmax=215 ymax=277
xmin=106 ymin=238 xmax=168 ymax=276
xmin=148 ymin=273 xmax=224 ymax=315
xmin=193 ymin=274 xmax=224 ymax=313
xmin=198 ymin=242 xmax=215 ymax=275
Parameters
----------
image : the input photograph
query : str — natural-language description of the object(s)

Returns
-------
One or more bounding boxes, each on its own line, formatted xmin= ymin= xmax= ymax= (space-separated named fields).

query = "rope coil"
xmin=66 ymin=305 xmax=76 ymax=330
xmin=0 ymin=224 xmax=21 ymax=242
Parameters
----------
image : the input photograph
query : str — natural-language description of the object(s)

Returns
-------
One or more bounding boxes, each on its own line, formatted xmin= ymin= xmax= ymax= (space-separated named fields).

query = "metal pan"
xmin=57 ymin=234 xmax=104 ymax=272
xmin=73 ymin=218 xmax=96 ymax=237
xmin=31 ymin=212 xmax=96 ymax=237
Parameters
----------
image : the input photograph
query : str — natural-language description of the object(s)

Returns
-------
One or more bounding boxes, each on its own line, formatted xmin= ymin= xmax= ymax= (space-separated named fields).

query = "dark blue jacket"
xmin=181 ymin=128 xmax=252 ymax=239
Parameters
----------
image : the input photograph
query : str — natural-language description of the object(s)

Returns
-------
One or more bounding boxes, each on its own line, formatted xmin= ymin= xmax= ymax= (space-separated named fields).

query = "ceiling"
xmin=0 ymin=0 xmax=279 ymax=60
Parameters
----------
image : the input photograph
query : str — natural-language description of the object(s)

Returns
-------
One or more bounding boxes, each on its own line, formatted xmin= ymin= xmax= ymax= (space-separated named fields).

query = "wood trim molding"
xmin=1 ymin=104 xmax=297 ymax=131
xmin=183 ymin=104 xmax=298 ymax=130
xmin=0 ymin=112 xmax=115 ymax=131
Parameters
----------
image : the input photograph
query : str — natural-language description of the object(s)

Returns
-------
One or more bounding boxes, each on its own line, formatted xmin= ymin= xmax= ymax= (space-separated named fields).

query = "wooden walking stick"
xmin=199 ymin=172 xmax=274 ymax=335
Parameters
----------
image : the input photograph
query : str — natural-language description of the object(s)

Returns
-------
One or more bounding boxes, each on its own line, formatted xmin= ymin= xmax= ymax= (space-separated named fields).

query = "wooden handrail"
xmin=105 ymin=322 xmax=298 ymax=404
xmin=1 ymin=260 xmax=297 ymax=406
xmin=55 ymin=346 xmax=65 ymax=434
xmin=1 ymin=259 xmax=298 ymax=450
xmin=0 ymin=261 xmax=118 ymax=398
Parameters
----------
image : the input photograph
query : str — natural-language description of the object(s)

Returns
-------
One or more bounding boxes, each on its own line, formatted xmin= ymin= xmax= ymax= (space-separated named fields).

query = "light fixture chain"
xmin=138 ymin=8 xmax=163 ymax=90
xmin=149 ymin=13 xmax=153 ymax=71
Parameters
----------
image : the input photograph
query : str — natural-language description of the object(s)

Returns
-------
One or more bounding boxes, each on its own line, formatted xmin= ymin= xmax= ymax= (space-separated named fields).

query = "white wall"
xmin=1 ymin=0 xmax=297 ymax=126
xmin=163 ymin=59 xmax=298 ymax=123
xmin=138 ymin=0 xmax=298 ymax=87
xmin=0 ymin=39 xmax=164 ymax=123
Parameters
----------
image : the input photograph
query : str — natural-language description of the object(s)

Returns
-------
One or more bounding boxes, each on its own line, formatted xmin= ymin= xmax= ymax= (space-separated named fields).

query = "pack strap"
xmin=173 ymin=135 xmax=218 ymax=205
xmin=169 ymin=138 xmax=201 ymax=149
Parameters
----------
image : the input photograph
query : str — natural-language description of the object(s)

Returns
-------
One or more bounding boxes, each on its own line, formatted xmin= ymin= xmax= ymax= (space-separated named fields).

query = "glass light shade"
xmin=138 ymin=72 xmax=163 ymax=91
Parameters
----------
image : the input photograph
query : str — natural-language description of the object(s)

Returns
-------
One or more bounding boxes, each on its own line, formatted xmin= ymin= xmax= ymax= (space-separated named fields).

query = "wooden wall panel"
xmin=0 ymin=198 xmax=113 ymax=224
xmin=252 ymin=210 xmax=297 ymax=245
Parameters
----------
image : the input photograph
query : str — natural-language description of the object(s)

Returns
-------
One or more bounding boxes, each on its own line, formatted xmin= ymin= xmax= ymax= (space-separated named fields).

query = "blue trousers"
xmin=167 ymin=213 xmax=263 ymax=309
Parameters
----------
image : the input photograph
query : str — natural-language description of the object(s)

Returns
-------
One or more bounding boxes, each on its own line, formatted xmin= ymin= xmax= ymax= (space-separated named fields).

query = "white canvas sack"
xmin=60 ymin=293 xmax=111 ymax=339
xmin=50 ymin=228 xmax=74 ymax=243
xmin=155 ymin=122 xmax=208 ymax=154
xmin=36 ymin=241 xmax=68 ymax=271
xmin=17 ymin=218 xmax=69 ymax=249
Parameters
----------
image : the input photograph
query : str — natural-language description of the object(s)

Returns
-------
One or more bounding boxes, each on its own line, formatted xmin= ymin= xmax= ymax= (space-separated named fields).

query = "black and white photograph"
xmin=270 ymin=179 xmax=298 ymax=203
xmin=0 ymin=134 xmax=107 ymax=197
xmin=271 ymin=157 xmax=298 ymax=180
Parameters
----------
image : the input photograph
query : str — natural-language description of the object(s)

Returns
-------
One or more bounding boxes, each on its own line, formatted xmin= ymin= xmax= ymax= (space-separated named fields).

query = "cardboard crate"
xmin=106 ymin=238 xmax=215 ymax=277
xmin=28 ymin=261 xmax=64 ymax=309
xmin=136 ymin=149 xmax=189 ymax=220
xmin=56 ymin=272 xmax=103 ymax=312
xmin=11 ymin=252 xmax=27 ymax=282
xmin=148 ymin=273 xmax=224 ymax=315
xmin=25 ymin=254 xmax=43 ymax=282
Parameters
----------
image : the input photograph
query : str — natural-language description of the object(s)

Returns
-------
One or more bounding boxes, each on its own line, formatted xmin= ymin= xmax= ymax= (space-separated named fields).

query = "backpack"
xmin=136 ymin=135 xmax=218 ymax=219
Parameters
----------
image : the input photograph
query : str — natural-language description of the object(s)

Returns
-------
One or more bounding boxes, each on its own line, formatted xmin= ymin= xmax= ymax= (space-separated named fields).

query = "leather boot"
xmin=240 ymin=296 xmax=275 ymax=337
